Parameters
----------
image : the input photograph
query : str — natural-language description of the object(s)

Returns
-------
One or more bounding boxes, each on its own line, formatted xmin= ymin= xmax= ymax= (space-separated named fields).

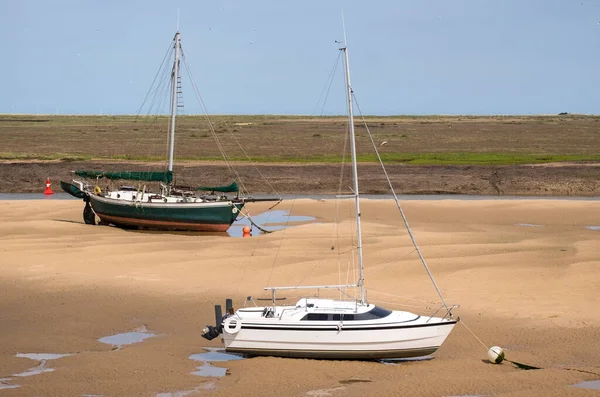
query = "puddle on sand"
xmin=98 ymin=326 xmax=156 ymax=347
xmin=13 ymin=360 xmax=54 ymax=377
xmin=306 ymin=386 xmax=346 ymax=396
xmin=188 ymin=348 xmax=245 ymax=378
xmin=516 ymin=223 xmax=543 ymax=227
xmin=189 ymin=350 xmax=245 ymax=362
xmin=229 ymin=209 xmax=316 ymax=237
xmin=11 ymin=353 xmax=73 ymax=378
xmin=0 ymin=378 xmax=20 ymax=390
xmin=571 ymin=380 xmax=600 ymax=390
xmin=16 ymin=353 xmax=72 ymax=361
xmin=191 ymin=363 xmax=228 ymax=377
xmin=585 ymin=226 xmax=600 ymax=231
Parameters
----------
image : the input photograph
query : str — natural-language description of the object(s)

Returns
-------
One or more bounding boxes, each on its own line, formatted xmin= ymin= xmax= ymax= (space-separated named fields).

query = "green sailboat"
xmin=61 ymin=32 xmax=279 ymax=231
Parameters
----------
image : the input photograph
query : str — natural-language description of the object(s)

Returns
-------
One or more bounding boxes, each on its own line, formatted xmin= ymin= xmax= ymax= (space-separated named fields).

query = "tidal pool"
xmin=98 ymin=331 xmax=156 ymax=347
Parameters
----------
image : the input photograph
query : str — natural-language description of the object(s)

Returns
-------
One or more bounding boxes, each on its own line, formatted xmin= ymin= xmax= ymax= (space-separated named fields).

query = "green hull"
xmin=89 ymin=194 xmax=244 ymax=232
xmin=60 ymin=180 xmax=87 ymax=199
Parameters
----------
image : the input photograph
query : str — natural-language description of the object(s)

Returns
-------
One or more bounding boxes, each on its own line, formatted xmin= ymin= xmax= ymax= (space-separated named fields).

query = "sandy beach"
xmin=1 ymin=197 xmax=599 ymax=396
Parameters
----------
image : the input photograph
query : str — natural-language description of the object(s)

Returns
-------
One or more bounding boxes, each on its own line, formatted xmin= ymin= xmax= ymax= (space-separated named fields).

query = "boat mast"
xmin=167 ymin=32 xmax=181 ymax=174
xmin=341 ymin=41 xmax=366 ymax=305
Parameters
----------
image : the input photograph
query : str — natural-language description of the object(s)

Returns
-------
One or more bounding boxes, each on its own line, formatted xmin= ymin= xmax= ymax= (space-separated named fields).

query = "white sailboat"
xmin=202 ymin=36 xmax=458 ymax=359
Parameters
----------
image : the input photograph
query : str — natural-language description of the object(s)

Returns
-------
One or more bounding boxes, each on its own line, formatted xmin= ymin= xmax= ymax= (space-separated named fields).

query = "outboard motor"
xmin=201 ymin=324 xmax=221 ymax=341
xmin=201 ymin=304 xmax=223 ymax=341
xmin=201 ymin=301 xmax=233 ymax=341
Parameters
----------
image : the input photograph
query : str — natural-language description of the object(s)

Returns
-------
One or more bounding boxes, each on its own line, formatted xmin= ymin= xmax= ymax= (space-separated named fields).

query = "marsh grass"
xmin=1 ymin=114 xmax=598 ymax=165
xmin=2 ymin=151 xmax=598 ymax=165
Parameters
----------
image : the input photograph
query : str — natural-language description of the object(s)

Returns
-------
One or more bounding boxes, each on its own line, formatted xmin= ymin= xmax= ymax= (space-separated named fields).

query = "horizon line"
xmin=0 ymin=112 xmax=597 ymax=117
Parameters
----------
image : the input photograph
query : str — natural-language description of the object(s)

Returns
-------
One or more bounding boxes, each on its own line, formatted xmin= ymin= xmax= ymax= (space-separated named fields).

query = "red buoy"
xmin=242 ymin=225 xmax=251 ymax=237
xmin=43 ymin=178 xmax=54 ymax=195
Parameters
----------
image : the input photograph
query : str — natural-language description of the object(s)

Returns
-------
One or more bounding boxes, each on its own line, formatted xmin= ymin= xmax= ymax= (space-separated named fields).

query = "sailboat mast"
xmin=167 ymin=32 xmax=181 ymax=173
xmin=341 ymin=45 xmax=366 ymax=305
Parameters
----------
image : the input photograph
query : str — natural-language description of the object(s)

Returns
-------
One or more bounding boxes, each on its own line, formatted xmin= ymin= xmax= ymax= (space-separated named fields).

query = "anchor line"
xmin=238 ymin=208 xmax=274 ymax=234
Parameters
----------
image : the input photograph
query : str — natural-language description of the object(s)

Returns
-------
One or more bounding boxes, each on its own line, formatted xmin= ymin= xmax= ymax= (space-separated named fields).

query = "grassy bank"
xmin=2 ymin=151 xmax=600 ymax=165
xmin=1 ymin=114 xmax=599 ymax=166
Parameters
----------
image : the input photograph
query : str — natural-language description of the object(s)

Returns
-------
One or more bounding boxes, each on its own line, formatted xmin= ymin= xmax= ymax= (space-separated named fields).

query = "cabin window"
xmin=332 ymin=314 xmax=355 ymax=321
xmin=353 ymin=306 xmax=392 ymax=320
xmin=300 ymin=306 xmax=392 ymax=321
xmin=304 ymin=313 xmax=329 ymax=321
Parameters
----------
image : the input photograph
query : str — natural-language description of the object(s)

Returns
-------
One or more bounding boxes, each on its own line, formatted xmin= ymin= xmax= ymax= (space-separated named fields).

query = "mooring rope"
xmin=237 ymin=208 xmax=273 ymax=234
xmin=463 ymin=316 xmax=600 ymax=374
xmin=459 ymin=319 xmax=542 ymax=370
xmin=459 ymin=320 xmax=491 ymax=351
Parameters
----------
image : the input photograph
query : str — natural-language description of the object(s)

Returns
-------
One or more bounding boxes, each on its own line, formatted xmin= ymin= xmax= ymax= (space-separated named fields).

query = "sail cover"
xmin=196 ymin=181 xmax=239 ymax=193
xmin=75 ymin=170 xmax=173 ymax=183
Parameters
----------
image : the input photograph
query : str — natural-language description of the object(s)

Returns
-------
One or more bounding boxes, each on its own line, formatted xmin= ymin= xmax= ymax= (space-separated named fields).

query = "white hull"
xmin=220 ymin=300 xmax=457 ymax=359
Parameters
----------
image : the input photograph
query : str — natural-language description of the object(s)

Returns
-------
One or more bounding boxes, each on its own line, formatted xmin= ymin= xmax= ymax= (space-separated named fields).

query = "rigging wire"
xmin=146 ymin=56 xmax=174 ymax=116
xmin=339 ymin=47 xmax=360 ymax=302
xmin=179 ymin=49 xmax=249 ymax=193
xmin=352 ymin=92 xmax=450 ymax=311
xmin=368 ymin=288 xmax=440 ymax=305
xmin=179 ymin=48 xmax=282 ymax=199
xmin=135 ymin=40 xmax=175 ymax=116
xmin=292 ymin=251 xmax=336 ymax=289
xmin=107 ymin=37 xmax=173 ymax=174
xmin=144 ymin=53 xmax=173 ymax=172
xmin=366 ymin=248 xmax=417 ymax=275
xmin=233 ymin=214 xmax=272 ymax=298
xmin=315 ymin=48 xmax=356 ymax=300
xmin=265 ymin=199 xmax=297 ymax=288
xmin=335 ymin=94 xmax=351 ymax=298
xmin=312 ymin=51 xmax=343 ymax=116
xmin=308 ymin=47 xmax=358 ymax=301
xmin=126 ymin=39 xmax=174 ymax=172
xmin=367 ymin=298 xmax=433 ymax=310
xmin=222 ymin=130 xmax=281 ymax=197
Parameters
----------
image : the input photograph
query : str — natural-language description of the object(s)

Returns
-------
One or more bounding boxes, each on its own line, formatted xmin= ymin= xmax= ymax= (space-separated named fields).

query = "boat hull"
xmin=88 ymin=194 xmax=244 ymax=232
xmin=223 ymin=319 xmax=457 ymax=360
xmin=60 ymin=180 xmax=87 ymax=199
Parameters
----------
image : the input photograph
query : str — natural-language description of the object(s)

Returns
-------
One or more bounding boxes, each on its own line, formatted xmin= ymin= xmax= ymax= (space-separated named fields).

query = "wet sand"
xmin=0 ymin=198 xmax=599 ymax=396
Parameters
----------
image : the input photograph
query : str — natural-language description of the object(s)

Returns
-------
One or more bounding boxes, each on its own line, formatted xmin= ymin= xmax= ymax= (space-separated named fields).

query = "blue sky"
xmin=2 ymin=0 xmax=600 ymax=115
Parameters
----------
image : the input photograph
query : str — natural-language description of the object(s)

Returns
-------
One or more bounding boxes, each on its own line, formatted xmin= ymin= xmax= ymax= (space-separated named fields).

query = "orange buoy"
xmin=242 ymin=225 xmax=251 ymax=237
xmin=43 ymin=178 xmax=54 ymax=195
